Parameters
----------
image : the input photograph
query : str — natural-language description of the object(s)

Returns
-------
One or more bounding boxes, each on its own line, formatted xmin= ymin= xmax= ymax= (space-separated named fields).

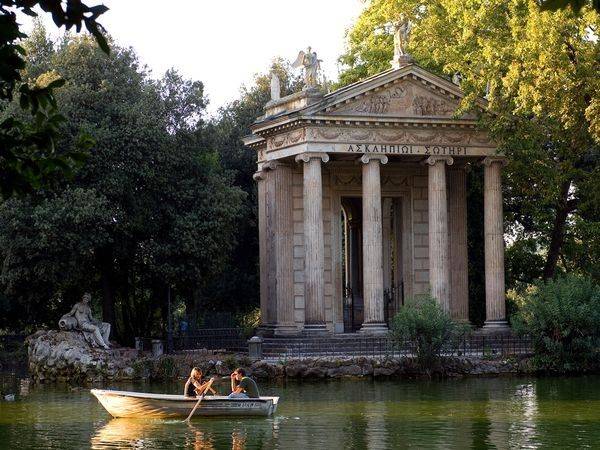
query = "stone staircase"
xmin=260 ymin=332 xmax=531 ymax=359
xmin=261 ymin=334 xmax=397 ymax=358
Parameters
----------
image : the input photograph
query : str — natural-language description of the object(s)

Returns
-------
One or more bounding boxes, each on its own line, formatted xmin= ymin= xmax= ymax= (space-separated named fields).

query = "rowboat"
xmin=91 ymin=389 xmax=279 ymax=418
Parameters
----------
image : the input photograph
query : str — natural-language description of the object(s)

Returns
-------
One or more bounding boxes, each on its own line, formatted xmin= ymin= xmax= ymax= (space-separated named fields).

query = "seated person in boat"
xmin=228 ymin=368 xmax=260 ymax=399
xmin=183 ymin=367 xmax=216 ymax=397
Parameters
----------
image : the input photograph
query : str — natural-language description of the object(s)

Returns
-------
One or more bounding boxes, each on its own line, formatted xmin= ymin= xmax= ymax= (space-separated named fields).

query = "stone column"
xmin=295 ymin=152 xmax=329 ymax=333
xmin=425 ymin=155 xmax=453 ymax=312
xmin=482 ymin=156 xmax=509 ymax=330
xmin=253 ymin=169 xmax=271 ymax=330
xmin=268 ymin=162 xmax=297 ymax=335
xmin=448 ymin=167 xmax=469 ymax=322
xmin=359 ymin=154 xmax=388 ymax=333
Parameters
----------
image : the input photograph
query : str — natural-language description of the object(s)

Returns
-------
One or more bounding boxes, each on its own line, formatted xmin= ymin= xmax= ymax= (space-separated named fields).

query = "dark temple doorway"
xmin=341 ymin=196 xmax=404 ymax=333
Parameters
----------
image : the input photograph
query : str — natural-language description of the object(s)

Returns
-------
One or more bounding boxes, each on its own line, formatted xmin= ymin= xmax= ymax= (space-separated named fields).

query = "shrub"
xmin=390 ymin=294 xmax=470 ymax=372
xmin=512 ymin=274 xmax=600 ymax=372
xmin=236 ymin=307 xmax=261 ymax=338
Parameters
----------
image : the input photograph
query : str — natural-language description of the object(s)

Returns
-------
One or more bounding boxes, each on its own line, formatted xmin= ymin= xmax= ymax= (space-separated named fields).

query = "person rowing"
xmin=183 ymin=367 xmax=217 ymax=397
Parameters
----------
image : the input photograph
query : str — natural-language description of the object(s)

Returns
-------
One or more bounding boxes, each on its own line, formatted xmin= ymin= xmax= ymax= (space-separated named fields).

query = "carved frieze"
xmin=267 ymin=128 xmax=306 ymax=151
xmin=381 ymin=176 xmax=410 ymax=187
xmin=308 ymin=127 xmax=491 ymax=147
xmin=333 ymin=174 xmax=361 ymax=186
xmin=331 ymin=80 xmax=461 ymax=118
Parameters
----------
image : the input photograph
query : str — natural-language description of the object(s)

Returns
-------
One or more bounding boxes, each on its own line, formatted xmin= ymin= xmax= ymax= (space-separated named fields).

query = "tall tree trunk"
xmin=543 ymin=180 xmax=572 ymax=280
xmin=96 ymin=246 xmax=116 ymax=327
xmin=187 ymin=288 xmax=202 ymax=333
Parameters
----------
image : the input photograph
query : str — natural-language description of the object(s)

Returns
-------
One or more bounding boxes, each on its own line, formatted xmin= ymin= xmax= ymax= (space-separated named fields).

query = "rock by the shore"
xmin=25 ymin=329 xmax=534 ymax=383
xmin=26 ymin=330 xmax=138 ymax=383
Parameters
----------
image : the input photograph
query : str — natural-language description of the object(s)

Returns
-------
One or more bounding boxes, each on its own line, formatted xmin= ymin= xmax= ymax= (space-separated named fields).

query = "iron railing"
xmin=0 ymin=334 xmax=25 ymax=352
xmin=137 ymin=328 xmax=250 ymax=354
xmin=261 ymin=334 xmax=533 ymax=359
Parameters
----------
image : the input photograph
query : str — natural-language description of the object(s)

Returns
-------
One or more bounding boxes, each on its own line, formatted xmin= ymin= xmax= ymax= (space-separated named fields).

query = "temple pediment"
xmin=324 ymin=79 xmax=468 ymax=119
xmin=299 ymin=64 xmax=481 ymax=121
xmin=247 ymin=64 xmax=495 ymax=161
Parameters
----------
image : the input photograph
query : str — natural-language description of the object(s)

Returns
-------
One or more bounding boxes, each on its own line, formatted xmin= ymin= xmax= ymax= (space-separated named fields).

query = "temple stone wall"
xmin=292 ymin=169 xmax=304 ymax=326
xmin=286 ymin=162 xmax=471 ymax=331
xmin=411 ymin=171 xmax=430 ymax=296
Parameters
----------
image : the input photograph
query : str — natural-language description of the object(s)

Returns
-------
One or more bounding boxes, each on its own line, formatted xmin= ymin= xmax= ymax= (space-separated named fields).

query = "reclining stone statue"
xmin=59 ymin=293 xmax=111 ymax=349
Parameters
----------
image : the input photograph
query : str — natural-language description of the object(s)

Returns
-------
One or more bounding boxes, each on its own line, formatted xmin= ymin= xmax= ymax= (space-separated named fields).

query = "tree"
xmin=512 ymin=274 xmax=600 ymax=372
xmin=0 ymin=31 xmax=244 ymax=341
xmin=0 ymin=0 xmax=109 ymax=198
xmin=206 ymin=60 xmax=302 ymax=315
xmin=339 ymin=0 xmax=600 ymax=285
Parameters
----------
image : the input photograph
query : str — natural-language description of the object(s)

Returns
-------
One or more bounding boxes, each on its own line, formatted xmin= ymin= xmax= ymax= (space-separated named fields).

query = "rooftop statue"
xmin=292 ymin=47 xmax=322 ymax=89
xmin=270 ymin=71 xmax=281 ymax=101
xmin=59 ymin=293 xmax=111 ymax=349
xmin=393 ymin=15 xmax=412 ymax=57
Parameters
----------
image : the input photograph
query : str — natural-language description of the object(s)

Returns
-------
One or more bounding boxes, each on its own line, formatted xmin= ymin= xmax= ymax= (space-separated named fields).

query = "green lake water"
xmin=1 ymin=374 xmax=600 ymax=449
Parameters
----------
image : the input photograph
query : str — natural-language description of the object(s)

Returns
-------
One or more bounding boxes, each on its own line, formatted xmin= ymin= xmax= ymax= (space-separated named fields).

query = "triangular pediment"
xmin=328 ymin=79 xmax=465 ymax=118
xmin=302 ymin=65 xmax=480 ymax=121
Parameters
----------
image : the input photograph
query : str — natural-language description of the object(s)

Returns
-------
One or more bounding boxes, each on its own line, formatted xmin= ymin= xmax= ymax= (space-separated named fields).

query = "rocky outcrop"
xmin=26 ymin=330 xmax=534 ymax=383
xmin=26 ymin=330 xmax=137 ymax=383
xmin=249 ymin=356 xmax=530 ymax=380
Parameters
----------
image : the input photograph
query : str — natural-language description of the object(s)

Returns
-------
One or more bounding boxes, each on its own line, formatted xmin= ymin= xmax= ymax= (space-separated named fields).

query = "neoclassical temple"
xmin=244 ymin=52 xmax=508 ymax=336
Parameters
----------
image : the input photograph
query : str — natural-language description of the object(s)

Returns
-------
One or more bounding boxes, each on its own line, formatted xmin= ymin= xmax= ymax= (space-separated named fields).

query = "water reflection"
xmin=2 ymin=375 xmax=600 ymax=449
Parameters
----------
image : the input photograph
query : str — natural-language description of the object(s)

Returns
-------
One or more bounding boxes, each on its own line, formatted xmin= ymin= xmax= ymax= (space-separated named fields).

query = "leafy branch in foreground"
xmin=0 ymin=0 xmax=109 ymax=198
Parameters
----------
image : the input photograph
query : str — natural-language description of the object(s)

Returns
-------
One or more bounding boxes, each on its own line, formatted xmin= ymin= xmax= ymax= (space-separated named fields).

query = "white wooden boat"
xmin=91 ymin=389 xmax=279 ymax=418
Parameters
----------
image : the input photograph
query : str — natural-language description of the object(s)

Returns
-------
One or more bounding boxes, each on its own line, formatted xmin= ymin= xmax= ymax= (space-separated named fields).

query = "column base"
xmin=255 ymin=325 xmax=276 ymax=337
xmin=481 ymin=320 xmax=511 ymax=334
xmin=273 ymin=325 xmax=300 ymax=336
xmin=302 ymin=323 xmax=329 ymax=335
xmin=358 ymin=322 xmax=389 ymax=334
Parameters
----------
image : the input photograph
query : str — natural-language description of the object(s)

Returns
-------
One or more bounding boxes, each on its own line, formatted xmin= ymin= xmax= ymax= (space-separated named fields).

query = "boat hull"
xmin=91 ymin=389 xmax=278 ymax=418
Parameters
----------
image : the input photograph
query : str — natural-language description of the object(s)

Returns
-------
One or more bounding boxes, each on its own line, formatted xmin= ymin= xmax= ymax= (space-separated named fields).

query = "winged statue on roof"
xmin=292 ymin=47 xmax=322 ymax=89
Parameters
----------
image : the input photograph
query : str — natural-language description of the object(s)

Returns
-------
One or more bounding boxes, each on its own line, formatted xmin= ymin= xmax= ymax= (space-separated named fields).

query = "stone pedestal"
xmin=296 ymin=153 xmax=329 ymax=333
xmin=359 ymin=154 xmax=388 ymax=334
xmin=426 ymin=155 xmax=453 ymax=312
xmin=482 ymin=157 xmax=509 ymax=331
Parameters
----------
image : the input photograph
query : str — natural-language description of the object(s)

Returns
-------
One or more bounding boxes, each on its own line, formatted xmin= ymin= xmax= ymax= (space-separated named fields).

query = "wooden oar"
xmin=184 ymin=378 xmax=214 ymax=422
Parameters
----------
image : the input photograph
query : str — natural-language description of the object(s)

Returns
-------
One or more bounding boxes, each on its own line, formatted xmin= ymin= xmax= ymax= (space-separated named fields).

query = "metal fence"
xmin=0 ymin=334 xmax=25 ymax=352
xmin=137 ymin=328 xmax=250 ymax=354
xmin=261 ymin=334 xmax=532 ymax=359
xmin=173 ymin=328 xmax=249 ymax=353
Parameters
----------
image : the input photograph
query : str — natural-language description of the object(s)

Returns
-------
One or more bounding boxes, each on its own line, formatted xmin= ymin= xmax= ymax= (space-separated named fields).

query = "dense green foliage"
xmin=0 ymin=0 xmax=108 ymax=198
xmin=338 ymin=0 xmax=600 ymax=298
xmin=512 ymin=275 xmax=600 ymax=372
xmin=0 ymin=27 xmax=245 ymax=342
xmin=391 ymin=295 xmax=469 ymax=370
xmin=203 ymin=61 xmax=301 ymax=314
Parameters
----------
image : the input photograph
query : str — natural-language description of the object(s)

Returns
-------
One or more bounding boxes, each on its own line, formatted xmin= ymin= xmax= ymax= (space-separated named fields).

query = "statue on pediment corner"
xmin=393 ymin=15 xmax=413 ymax=58
xmin=292 ymin=47 xmax=322 ymax=89
xmin=270 ymin=71 xmax=281 ymax=101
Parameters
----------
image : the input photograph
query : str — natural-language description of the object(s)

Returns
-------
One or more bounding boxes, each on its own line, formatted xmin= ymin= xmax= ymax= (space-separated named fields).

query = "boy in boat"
xmin=228 ymin=367 xmax=260 ymax=399
xmin=183 ymin=367 xmax=217 ymax=397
